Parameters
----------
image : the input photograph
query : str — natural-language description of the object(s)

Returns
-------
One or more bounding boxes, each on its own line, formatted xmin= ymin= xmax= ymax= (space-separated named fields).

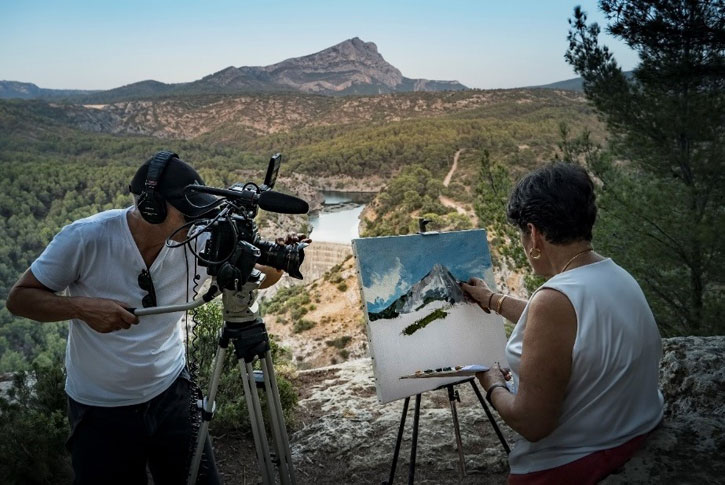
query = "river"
xmin=308 ymin=190 xmax=374 ymax=244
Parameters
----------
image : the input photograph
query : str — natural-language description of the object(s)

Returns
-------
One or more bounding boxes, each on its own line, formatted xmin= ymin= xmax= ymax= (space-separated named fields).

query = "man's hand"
xmin=75 ymin=297 xmax=139 ymax=333
xmin=275 ymin=233 xmax=312 ymax=245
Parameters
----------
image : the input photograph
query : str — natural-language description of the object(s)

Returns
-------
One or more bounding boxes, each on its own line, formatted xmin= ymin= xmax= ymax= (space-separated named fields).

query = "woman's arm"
xmin=480 ymin=288 xmax=576 ymax=442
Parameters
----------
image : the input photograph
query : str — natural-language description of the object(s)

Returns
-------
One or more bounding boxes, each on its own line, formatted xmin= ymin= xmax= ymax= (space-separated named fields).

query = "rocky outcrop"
xmin=285 ymin=336 xmax=724 ymax=484
xmin=196 ymin=37 xmax=467 ymax=96
xmin=603 ymin=336 xmax=725 ymax=483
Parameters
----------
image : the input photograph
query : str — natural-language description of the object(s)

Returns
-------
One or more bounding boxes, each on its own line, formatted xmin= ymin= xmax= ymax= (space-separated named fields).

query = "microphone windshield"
xmin=258 ymin=190 xmax=309 ymax=214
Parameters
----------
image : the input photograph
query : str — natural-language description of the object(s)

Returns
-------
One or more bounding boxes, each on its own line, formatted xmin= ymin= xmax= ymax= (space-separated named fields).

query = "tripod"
xmin=188 ymin=274 xmax=296 ymax=485
xmin=133 ymin=272 xmax=298 ymax=484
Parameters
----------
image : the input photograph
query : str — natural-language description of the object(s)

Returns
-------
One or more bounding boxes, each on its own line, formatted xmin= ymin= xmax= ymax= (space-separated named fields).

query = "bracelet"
xmin=486 ymin=292 xmax=496 ymax=311
xmin=496 ymin=294 xmax=507 ymax=314
xmin=486 ymin=383 xmax=509 ymax=410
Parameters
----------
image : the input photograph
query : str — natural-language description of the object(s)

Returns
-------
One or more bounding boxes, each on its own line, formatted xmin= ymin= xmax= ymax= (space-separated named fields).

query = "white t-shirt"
xmin=31 ymin=207 xmax=206 ymax=406
xmin=505 ymin=258 xmax=664 ymax=474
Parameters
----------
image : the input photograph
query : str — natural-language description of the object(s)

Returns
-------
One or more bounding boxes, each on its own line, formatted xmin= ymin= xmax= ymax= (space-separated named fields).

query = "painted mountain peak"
xmin=368 ymin=263 xmax=464 ymax=321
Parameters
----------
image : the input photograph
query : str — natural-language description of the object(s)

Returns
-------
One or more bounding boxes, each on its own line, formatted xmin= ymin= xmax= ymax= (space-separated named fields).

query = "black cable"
xmin=186 ymin=237 xmax=204 ymax=380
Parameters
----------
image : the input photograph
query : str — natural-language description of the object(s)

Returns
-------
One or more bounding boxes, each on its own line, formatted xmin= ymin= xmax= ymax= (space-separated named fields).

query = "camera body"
xmin=192 ymin=155 xmax=307 ymax=291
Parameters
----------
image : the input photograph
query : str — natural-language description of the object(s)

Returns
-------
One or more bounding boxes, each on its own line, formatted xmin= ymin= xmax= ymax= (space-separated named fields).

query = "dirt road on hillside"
xmin=440 ymin=149 xmax=479 ymax=225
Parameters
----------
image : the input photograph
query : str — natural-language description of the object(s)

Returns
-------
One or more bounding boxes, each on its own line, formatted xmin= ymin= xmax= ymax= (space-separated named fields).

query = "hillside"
xmin=0 ymin=87 xmax=604 ymax=372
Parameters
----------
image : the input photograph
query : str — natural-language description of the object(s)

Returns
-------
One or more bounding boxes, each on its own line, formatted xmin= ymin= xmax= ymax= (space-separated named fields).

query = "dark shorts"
xmin=66 ymin=369 xmax=220 ymax=485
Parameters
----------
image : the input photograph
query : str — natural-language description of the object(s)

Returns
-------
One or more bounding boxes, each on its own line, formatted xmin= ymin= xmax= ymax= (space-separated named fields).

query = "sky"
xmin=0 ymin=1 xmax=639 ymax=91
xmin=354 ymin=230 xmax=492 ymax=313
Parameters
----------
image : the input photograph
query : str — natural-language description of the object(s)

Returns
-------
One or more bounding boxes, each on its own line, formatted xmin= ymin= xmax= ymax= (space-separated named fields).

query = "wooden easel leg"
xmin=469 ymin=380 xmax=510 ymax=453
xmin=447 ymin=384 xmax=467 ymax=480
xmin=408 ymin=394 xmax=422 ymax=484
xmin=383 ymin=396 xmax=411 ymax=485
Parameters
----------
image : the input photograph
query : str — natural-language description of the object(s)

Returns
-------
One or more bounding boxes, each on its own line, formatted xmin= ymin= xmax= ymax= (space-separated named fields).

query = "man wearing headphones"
xmin=6 ymin=151 xmax=291 ymax=484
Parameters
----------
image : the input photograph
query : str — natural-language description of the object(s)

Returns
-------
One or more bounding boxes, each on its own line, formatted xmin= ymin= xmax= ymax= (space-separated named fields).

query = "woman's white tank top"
xmin=505 ymin=258 xmax=664 ymax=474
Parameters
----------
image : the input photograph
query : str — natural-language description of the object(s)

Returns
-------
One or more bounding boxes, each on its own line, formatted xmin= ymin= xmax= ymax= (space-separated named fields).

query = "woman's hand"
xmin=477 ymin=362 xmax=511 ymax=391
xmin=460 ymin=277 xmax=495 ymax=313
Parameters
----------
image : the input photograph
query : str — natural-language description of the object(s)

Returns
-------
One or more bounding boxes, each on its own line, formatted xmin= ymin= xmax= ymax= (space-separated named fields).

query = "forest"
xmin=0 ymin=88 xmax=606 ymax=372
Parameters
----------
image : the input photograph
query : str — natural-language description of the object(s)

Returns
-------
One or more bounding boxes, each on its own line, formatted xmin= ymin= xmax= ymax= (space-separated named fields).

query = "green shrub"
xmin=292 ymin=319 xmax=316 ymax=333
xmin=336 ymin=282 xmax=348 ymax=292
xmin=325 ymin=336 xmax=352 ymax=349
xmin=0 ymin=358 xmax=73 ymax=484
xmin=190 ymin=303 xmax=298 ymax=432
xmin=290 ymin=306 xmax=309 ymax=320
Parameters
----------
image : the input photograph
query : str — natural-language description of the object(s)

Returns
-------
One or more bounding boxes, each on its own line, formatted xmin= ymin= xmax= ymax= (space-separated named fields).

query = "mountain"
xmin=0 ymin=80 xmax=97 ymax=99
xmin=0 ymin=38 xmax=466 ymax=102
xmin=532 ymin=76 xmax=585 ymax=91
xmin=368 ymin=264 xmax=464 ymax=321
xmin=193 ymin=37 xmax=466 ymax=96
xmin=531 ymin=71 xmax=635 ymax=92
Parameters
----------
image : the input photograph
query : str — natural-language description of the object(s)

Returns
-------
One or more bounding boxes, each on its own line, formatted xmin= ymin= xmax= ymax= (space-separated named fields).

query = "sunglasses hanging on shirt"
xmin=138 ymin=269 xmax=157 ymax=308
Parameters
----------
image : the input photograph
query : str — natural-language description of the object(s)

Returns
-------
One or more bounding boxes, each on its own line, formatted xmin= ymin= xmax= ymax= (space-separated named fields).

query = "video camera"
xmin=185 ymin=154 xmax=309 ymax=291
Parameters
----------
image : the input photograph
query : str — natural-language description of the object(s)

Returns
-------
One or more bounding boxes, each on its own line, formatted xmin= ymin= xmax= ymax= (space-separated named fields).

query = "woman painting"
xmin=462 ymin=163 xmax=663 ymax=484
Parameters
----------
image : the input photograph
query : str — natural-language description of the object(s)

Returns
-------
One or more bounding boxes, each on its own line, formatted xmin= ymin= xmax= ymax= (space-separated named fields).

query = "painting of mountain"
xmin=352 ymin=230 xmax=508 ymax=404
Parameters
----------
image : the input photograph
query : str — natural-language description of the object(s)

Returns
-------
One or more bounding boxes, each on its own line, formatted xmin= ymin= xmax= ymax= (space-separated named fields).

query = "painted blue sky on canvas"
xmin=354 ymin=230 xmax=492 ymax=314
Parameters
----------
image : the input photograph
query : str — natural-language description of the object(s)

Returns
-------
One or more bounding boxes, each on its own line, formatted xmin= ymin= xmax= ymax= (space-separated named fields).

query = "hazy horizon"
xmin=0 ymin=1 xmax=638 ymax=91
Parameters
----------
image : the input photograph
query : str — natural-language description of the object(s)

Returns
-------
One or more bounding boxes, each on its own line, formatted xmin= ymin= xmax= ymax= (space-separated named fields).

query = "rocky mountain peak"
xmin=398 ymin=263 xmax=464 ymax=313
xmin=266 ymin=37 xmax=403 ymax=91
xmin=328 ymin=37 xmax=380 ymax=58
xmin=369 ymin=264 xmax=464 ymax=320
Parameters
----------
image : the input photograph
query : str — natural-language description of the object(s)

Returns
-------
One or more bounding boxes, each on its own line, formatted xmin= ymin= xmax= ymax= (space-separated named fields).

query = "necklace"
xmin=560 ymin=248 xmax=593 ymax=273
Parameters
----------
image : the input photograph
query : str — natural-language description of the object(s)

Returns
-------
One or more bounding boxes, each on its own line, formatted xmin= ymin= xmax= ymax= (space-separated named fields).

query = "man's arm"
xmin=6 ymin=269 xmax=138 ymax=333
xmin=256 ymin=265 xmax=283 ymax=289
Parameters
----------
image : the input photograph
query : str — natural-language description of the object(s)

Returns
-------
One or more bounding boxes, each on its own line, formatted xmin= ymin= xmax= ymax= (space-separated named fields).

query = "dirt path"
xmin=440 ymin=149 xmax=479 ymax=225
xmin=443 ymin=148 xmax=464 ymax=187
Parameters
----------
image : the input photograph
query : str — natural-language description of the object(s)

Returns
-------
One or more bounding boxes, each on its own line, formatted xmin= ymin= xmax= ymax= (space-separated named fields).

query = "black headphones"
xmin=136 ymin=150 xmax=178 ymax=224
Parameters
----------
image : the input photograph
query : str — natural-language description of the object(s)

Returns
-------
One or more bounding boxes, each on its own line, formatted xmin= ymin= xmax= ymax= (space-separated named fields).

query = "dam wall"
xmin=299 ymin=241 xmax=354 ymax=281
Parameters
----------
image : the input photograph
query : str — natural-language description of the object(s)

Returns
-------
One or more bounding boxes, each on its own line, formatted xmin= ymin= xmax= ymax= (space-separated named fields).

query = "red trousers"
xmin=507 ymin=432 xmax=648 ymax=485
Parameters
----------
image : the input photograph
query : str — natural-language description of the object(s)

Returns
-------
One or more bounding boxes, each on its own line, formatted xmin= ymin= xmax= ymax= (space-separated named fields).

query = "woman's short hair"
xmin=506 ymin=163 xmax=597 ymax=244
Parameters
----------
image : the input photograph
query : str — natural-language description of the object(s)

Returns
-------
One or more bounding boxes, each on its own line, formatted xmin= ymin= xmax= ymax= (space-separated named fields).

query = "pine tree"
xmin=566 ymin=0 xmax=724 ymax=335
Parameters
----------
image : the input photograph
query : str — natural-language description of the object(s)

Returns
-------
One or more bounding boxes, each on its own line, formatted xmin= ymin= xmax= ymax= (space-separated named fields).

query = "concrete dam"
xmin=299 ymin=241 xmax=353 ymax=281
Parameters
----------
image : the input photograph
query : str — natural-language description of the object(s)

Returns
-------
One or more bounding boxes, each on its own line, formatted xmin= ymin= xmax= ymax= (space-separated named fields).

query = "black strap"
xmin=486 ymin=383 xmax=509 ymax=410
xmin=145 ymin=150 xmax=177 ymax=190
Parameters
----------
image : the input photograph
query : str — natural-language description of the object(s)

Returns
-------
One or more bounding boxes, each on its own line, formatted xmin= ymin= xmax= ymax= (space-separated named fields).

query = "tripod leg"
xmin=261 ymin=352 xmax=296 ymax=485
xmin=384 ymin=396 xmax=410 ymax=485
xmin=188 ymin=346 xmax=228 ymax=485
xmin=240 ymin=360 xmax=275 ymax=485
xmin=446 ymin=385 xmax=466 ymax=480
xmin=469 ymin=380 xmax=510 ymax=454
xmin=408 ymin=394 xmax=421 ymax=485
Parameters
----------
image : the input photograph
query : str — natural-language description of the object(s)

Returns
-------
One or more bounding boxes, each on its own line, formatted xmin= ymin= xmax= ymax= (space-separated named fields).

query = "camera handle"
xmin=124 ymin=284 xmax=220 ymax=316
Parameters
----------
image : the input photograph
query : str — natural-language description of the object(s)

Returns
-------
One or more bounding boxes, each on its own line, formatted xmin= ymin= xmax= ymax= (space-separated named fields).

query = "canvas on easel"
xmin=352 ymin=229 xmax=508 ymax=404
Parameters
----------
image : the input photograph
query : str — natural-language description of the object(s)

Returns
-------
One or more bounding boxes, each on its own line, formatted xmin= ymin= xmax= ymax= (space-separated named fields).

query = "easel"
xmin=381 ymin=378 xmax=510 ymax=484
xmin=381 ymin=219 xmax=510 ymax=484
